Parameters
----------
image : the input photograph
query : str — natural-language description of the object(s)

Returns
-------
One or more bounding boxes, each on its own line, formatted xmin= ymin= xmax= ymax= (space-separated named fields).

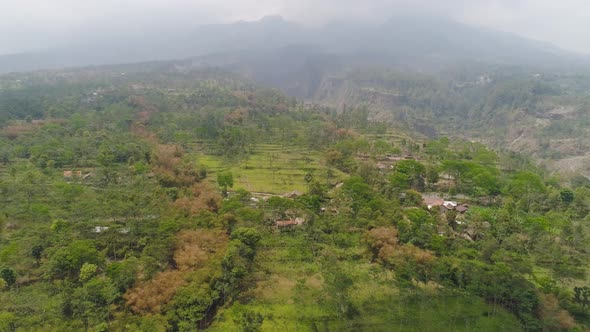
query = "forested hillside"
xmin=3 ymin=15 xmax=590 ymax=176
xmin=210 ymin=52 xmax=590 ymax=177
xmin=0 ymin=64 xmax=589 ymax=331
xmin=313 ymin=67 xmax=590 ymax=177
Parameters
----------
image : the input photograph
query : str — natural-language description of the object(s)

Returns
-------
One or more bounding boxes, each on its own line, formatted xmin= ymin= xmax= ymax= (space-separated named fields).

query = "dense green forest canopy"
xmin=0 ymin=65 xmax=589 ymax=331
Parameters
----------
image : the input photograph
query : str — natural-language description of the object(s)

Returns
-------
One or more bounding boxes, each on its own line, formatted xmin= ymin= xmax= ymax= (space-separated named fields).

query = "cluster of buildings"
xmin=422 ymin=197 xmax=469 ymax=214
xmin=274 ymin=217 xmax=305 ymax=229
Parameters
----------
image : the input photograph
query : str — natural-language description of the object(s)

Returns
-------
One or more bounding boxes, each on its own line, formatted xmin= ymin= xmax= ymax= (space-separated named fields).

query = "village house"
xmin=440 ymin=201 xmax=458 ymax=213
xmin=422 ymin=196 xmax=469 ymax=214
xmin=440 ymin=201 xmax=469 ymax=214
xmin=423 ymin=197 xmax=445 ymax=209
xmin=275 ymin=217 xmax=305 ymax=229
xmin=455 ymin=204 xmax=469 ymax=213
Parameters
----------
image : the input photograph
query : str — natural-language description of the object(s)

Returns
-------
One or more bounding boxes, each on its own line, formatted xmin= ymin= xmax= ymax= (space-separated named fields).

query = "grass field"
xmin=197 ymin=143 xmax=347 ymax=194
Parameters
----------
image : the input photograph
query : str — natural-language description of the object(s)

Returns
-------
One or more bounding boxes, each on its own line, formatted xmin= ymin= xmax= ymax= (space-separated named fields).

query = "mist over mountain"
xmin=1 ymin=15 xmax=588 ymax=74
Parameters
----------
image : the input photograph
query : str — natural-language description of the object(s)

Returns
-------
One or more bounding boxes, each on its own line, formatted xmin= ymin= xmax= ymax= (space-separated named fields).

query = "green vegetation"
xmin=0 ymin=65 xmax=589 ymax=331
xmin=310 ymin=67 xmax=590 ymax=177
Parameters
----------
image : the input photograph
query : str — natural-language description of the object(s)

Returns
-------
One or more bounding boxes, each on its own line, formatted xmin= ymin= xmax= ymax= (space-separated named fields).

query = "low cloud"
xmin=0 ymin=0 xmax=589 ymax=54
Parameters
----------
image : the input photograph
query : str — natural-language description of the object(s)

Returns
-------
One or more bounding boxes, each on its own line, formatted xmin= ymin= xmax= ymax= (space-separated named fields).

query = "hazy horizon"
xmin=1 ymin=0 xmax=589 ymax=56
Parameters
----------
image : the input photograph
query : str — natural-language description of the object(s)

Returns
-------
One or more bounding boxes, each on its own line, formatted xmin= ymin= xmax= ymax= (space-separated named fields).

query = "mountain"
xmin=3 ymin=15 xmax=590 ymax=175
xmin=1 ymin=15 xmax=589 ymax=74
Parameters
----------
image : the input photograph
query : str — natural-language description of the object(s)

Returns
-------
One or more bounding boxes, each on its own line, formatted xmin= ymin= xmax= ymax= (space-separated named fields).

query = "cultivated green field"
xmin=198 ymin=143 xmax=347 ymax=194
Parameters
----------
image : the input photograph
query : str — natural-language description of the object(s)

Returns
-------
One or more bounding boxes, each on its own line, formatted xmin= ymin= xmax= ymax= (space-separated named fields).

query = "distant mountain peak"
xmin=1 ymin=14 xmax=589 ymax=74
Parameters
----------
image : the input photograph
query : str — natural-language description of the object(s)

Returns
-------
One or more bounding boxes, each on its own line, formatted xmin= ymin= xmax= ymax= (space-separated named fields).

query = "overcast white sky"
xmin=1 ymin=0 xmax=589 ymax=55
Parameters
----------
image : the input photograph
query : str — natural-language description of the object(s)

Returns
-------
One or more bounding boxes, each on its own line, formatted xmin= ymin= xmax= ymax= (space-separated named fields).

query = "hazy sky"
xmin=1 ymin=0 xmax=589 ymax=55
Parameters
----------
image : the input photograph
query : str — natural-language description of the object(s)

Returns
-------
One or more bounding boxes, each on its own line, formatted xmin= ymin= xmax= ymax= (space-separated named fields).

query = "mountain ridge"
xmin=1 ymin=15 xmax=589 ymax=74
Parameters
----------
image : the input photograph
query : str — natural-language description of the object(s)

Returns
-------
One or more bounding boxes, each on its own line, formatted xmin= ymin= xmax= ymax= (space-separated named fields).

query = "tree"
xmin=0 ymin=312 xmax=16 ymax=331
xmin=47 ymin=240 xmax=104 ymax=280
xmin=559 ymin=189 xmax=574 ymax=204
xmin=304 ymin=171 xmax=313 ymax=184
xmin=229 ymin=302 xmax=264 ymax=332
xmin=231 ymin=228 xmax=262 ymax=248
xmin=426 ymin=165 xmax=440 ymax=189
xmin=31 ymin=245 xmax=43 ymax=266
xmin=442 ymin=261 xmax=540 ymax=328
xmin=389 ymin=172 xmax=411 ymax=190
xmin=390 ymin=160 xmax=426 ymax=191
xmin=441 ymin=160 xmax=469 ymax=192
xmin=218 ymin=231 xmax=261 ymax=301
xmin=107 ymin=258 xmax=139 ymax=292
xmin=0 ymin=268 xmax=16 ymax=287
xmin=473 ymin=169 xmax=501 ymax=196
xmin=573 ymin=286 xmax=590 ymax=308
xmin=79 ymin=263 xmax=98 ymax=283
xmin=170 ymin=285 xmax=218 ymax=331
xmin=402 ymin=189 xmax=423 ymax=207
xmin=341 ymin=176 xmax=374 ymax=215
xmin=505 ymin=171 xmax=546 ymax=212
xmin=366 ymin=227 xmax=399 ymax=262
xmin=217 ymin=172 xmax=234 ymax=197
xmin=69 ymin=277 xmax=119 ymax=330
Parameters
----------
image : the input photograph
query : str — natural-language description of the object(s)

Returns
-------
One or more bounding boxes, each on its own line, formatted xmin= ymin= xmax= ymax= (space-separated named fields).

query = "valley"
xmin=0 ymin=63 xmax=588 ymax=331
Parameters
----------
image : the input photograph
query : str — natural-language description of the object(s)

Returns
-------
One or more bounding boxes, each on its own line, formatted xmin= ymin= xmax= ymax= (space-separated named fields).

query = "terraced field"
xmin=197 ymin=143 xmax=347 ymax=194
